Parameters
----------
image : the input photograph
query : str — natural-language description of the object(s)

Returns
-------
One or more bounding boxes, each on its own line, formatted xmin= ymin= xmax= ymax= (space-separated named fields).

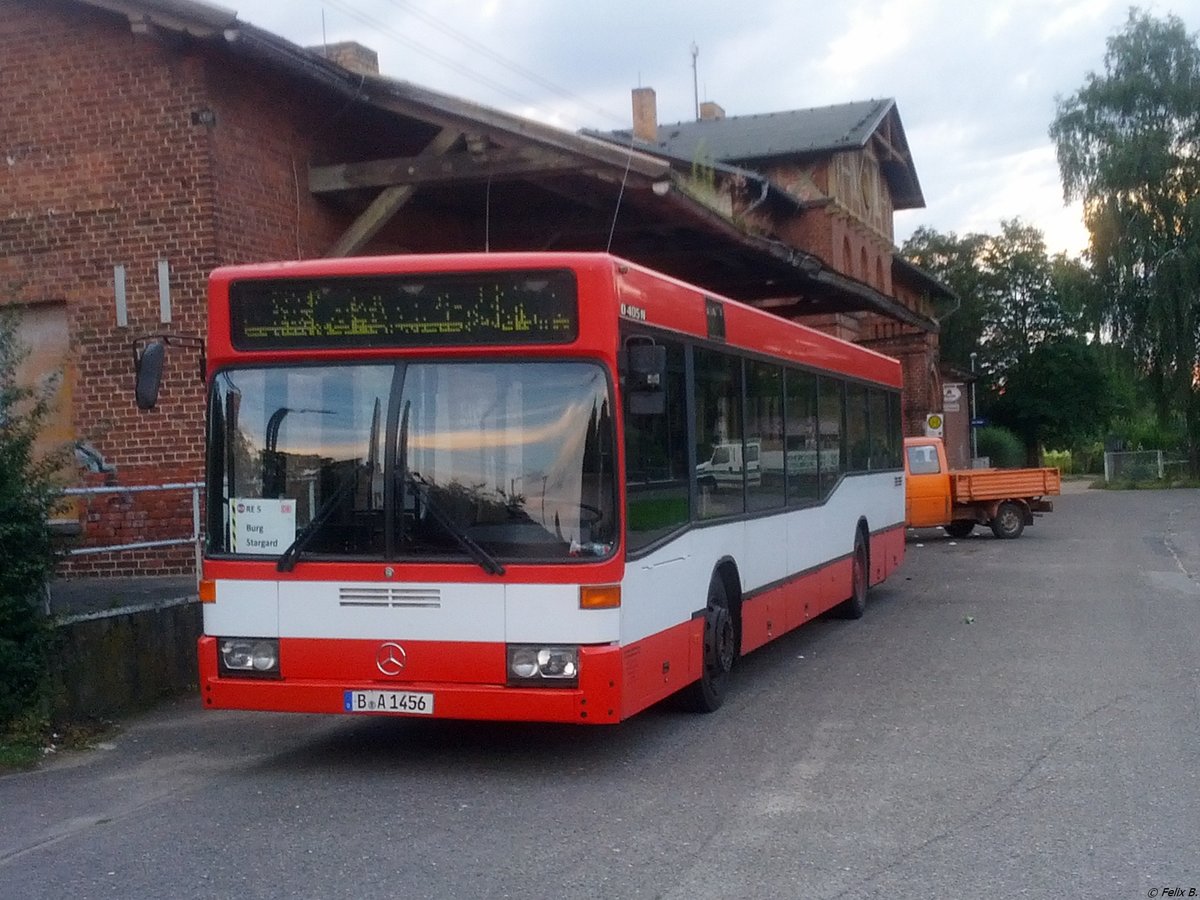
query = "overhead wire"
xmin=379 ymin=0 xmax=629 ymax=127
xmin=317 ymin=0 xmax=543 ymax=107
xmin=310 ymin=0 xmax=629 ymax=128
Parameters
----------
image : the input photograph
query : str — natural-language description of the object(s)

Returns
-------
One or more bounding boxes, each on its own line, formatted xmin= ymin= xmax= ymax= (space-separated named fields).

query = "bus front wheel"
xmin=681 ymin=574 xmax=736 ymax=713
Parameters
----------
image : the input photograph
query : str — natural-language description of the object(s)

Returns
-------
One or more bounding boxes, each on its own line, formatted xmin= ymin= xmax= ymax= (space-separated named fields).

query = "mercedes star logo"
xmin=376 ymin=642 xmax=406 ymax=677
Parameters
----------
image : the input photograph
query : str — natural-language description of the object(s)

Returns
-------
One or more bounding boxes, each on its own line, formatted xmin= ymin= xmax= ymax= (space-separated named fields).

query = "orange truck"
xmin=904 ymin=436 xmax=1060 ymax=539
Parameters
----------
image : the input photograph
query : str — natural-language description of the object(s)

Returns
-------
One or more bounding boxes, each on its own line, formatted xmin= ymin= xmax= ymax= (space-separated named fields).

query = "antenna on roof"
xmin=691 ymin=42 xmax=700 ymax=120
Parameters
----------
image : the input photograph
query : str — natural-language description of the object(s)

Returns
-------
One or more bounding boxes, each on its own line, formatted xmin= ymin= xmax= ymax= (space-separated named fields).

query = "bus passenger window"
xmin=624 ymin=339 xmax=688 ymax=551
xmin=817 ymin=377 xmax=845 ymax=498
xmin=868 ymin=388 xmax=893 ymax=470
xmin=746 ymin=361 xmax=784 ymax=511
xmin=784 ymin=369 xmax=819 ymax=506
xmin=694 ymin=349 xmax=745 ymax=519
xmin=846 ymin=383 xmax=869 ymax=472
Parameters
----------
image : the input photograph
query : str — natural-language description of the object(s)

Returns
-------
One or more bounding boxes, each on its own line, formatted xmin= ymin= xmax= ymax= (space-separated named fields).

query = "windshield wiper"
xmin=408 ymin=472 xmax=506 ymax=576
xmin=276 ymin=464 xmax=362 ymax=572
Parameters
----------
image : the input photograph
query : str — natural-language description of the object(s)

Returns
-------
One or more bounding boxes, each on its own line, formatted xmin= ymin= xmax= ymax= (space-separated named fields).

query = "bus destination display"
xmin=230 ymin=270 xmax=578 ymax=349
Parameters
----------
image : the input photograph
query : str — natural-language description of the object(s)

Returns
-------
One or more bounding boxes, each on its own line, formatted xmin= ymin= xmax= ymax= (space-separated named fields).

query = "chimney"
xmin=309 ymin=41 xmax=380 ymax=76
xmin=632 ymin=87 xmax=658 ymax=143
xmin=699 ymin=101 xmax=725 ymax=121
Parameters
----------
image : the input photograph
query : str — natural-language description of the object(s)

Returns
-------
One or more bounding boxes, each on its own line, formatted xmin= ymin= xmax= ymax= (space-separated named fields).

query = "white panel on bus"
xmin=204 ymin=579 xmax=280 ymax=637
xmin=620 ymin=473 xmax=906 ymax=648
xmin=743 ymin=516 xmax=789 ymax=589
xmin=503 ymin=584 xmax=619 ymax=644
xmin=276 ymin=581 xmax=505 ymax=642
xmin=619 ymin=529 xmax=714 ymax=646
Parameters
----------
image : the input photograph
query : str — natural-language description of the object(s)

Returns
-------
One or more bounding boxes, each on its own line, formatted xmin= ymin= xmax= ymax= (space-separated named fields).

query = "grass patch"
xmin=0 ymin=713 xmax=115 ymax=773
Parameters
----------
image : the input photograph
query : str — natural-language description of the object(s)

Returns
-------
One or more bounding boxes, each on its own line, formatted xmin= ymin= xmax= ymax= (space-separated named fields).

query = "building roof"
xmin=63 ymin=0 xmax=937 ymax=331
xmin=635 ymin=99 xmax=892 ymax=161
xmin=589 ymin=98 xmax=925 ymax=210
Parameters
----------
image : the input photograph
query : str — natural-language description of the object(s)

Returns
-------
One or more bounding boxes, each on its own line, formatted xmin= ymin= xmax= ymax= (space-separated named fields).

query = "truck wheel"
xmin=990 ymin=502 xmax=1025 ymax=539
xmin=680 ymin=573 xmax=737 ymax=713
xmin=944 ymin=520 xmax=975 ymax=538
xmin=834 ymin=530 xmax=868 ymax=620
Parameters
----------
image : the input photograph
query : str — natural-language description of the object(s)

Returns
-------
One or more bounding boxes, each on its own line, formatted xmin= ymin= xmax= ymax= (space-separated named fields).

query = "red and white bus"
xmin=141 ymin=252 xmax=905 ymax=724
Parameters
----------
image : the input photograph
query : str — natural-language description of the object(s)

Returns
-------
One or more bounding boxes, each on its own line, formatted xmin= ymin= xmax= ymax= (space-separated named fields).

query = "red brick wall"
xmin=2 ymin=2 xmax=216 ymax=574
xmin=3 ymin=3 xmax=443 ymax=575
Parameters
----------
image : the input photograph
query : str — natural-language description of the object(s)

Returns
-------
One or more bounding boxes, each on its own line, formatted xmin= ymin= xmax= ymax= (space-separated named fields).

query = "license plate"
xmin=344 ymin=690 xmax=434 ymax=715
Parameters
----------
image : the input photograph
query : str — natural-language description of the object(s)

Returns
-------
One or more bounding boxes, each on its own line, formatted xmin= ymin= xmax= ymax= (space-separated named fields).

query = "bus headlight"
xmin=506 ymin=645 xmax=578 ymax=686
xmin=219 ymin=638 xmax=280 ymax=676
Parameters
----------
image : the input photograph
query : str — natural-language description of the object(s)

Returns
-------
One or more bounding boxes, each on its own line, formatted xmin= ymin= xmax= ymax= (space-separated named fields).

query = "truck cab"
xmin=904 ymin=438 xmax=951 ymax=528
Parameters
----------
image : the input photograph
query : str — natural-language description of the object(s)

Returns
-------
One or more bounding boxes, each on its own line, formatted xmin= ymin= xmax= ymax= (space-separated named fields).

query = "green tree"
xmin=977 ymin=219 xmax=1067 ymax=379
xmin=985 ymin=337 xmax=1115 ymax=464
xmin=1050 ymin=252 xmax=1104 ymax=340
xmin=0 ymin=310 xmax=64 ymax=728
xmin=901 ymin=226 xmax=989 ymax=370
xmin=903 ymin=221 xmax=1074 ymax=380
xmin=1050 ymin=9 xmax=1200 ymax=472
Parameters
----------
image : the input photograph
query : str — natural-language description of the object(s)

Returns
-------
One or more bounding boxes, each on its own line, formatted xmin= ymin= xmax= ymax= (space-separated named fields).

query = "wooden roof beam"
xmin=310 ymin=144 xmax=584 ymax=194
xmin=326 ymin=128 xmax=461 ymax=257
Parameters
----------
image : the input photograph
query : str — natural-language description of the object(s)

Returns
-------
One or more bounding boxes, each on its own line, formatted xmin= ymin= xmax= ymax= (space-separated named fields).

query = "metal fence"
xmin=1102 ymin=450 xmax=1191 ymax=482
xmin=62 ymin=482 xmax=204 ymax=576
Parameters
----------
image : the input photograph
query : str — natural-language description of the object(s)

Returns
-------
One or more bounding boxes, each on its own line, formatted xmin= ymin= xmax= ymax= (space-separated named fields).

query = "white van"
xmin=697 ymin=439 xmax=762 ymax=489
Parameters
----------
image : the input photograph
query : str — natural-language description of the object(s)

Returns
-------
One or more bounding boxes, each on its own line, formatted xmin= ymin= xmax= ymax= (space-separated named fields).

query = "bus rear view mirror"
xmin=625 ymin=344 xmax=666 ymax=415
xmin=131 ymin=334 xmax=206 ymax=410
xmin=134 ymin=339 xmax=166 ymax=410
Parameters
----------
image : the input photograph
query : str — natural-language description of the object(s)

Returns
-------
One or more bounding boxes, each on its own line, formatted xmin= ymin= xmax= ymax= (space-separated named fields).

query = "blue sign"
xmin=970 ymin=417 xmax=987 ymax=427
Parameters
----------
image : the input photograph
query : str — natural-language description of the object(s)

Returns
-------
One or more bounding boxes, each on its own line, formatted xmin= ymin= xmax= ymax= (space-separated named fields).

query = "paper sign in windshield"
xmin=230 ymin=498 xmax=296 ymax=554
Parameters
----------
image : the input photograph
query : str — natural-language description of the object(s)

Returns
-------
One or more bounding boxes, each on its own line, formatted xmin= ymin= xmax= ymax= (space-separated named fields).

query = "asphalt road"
xmin=3 ymin=485 xmax=1199 ymax=900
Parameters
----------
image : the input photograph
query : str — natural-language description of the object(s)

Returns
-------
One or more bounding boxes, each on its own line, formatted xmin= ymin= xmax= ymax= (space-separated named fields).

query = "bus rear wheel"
xmin=680 ymin=574 xmax=736 ymax=713
xmin=834 ymin=530 xmax=868 ymax=620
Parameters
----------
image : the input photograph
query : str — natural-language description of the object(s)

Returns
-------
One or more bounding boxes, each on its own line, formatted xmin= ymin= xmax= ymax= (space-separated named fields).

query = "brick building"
xmin=3 ymin=0 xmax=952 ymax=576
xmin=593 ymin=91 xmax=955 ymax=437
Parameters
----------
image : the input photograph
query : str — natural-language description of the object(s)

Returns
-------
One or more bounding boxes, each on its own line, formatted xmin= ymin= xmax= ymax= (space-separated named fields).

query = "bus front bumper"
xmin=197 ymin=636 xmax=624 ymax=725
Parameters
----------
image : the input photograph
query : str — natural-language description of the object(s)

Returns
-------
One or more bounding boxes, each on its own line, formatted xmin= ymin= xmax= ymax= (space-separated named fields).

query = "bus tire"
xmin=990 ymin=502 xmax=1025 ymax=539
xmin=680 ymin=573 xmax=736 ymax=713
xmin=834 ymin=530 xmax=869 ymax=620
xmin=944 ymin=520 xmax=975 ymax=538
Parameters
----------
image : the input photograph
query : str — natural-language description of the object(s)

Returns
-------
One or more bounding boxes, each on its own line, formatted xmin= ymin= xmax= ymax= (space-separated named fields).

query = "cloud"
xmin=233 ymin=0 xmax=1197 ymax=258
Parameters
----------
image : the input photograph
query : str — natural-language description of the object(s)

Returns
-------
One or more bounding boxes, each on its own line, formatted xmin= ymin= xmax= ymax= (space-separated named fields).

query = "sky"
xmin=227 ymin=0 xmax=1200 ymax=258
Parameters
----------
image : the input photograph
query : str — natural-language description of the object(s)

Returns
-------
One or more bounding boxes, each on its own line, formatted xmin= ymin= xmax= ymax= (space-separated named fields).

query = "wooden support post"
xmin=325 ymin=128 xmax=462 ymax=258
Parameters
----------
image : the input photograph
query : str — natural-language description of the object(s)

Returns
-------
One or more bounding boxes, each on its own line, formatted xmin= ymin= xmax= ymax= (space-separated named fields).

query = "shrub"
xmin=976 ymin=425 xmax=1025 ymax=468
xmin=1042 ymin=449 xmax=1072 ymax=473
xmin=0 ymin=310 xmax=65 ymax=730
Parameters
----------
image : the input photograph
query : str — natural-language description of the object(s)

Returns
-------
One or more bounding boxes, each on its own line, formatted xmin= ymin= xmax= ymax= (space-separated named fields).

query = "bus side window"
xmin=817 ymin=376 xmax=844 ymax=498
xmin=693 ymin=348 xmax=745 ymax=519
xmin=624 ymin=338 xmax=689 ymax=552
xmin=784 ymin=368 xmax=819 ymax=506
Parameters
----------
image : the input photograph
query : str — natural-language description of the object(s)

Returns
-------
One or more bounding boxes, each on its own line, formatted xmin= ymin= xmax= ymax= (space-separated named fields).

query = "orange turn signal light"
xmin=579 ymin=584 xmax=620 ymax=609
xmin=198 ymin=579 xmax=217 ymax=604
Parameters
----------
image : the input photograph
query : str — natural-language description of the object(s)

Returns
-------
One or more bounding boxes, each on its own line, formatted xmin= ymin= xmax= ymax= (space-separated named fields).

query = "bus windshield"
xmin=208 ymin=361 xmax=617 ymax=564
